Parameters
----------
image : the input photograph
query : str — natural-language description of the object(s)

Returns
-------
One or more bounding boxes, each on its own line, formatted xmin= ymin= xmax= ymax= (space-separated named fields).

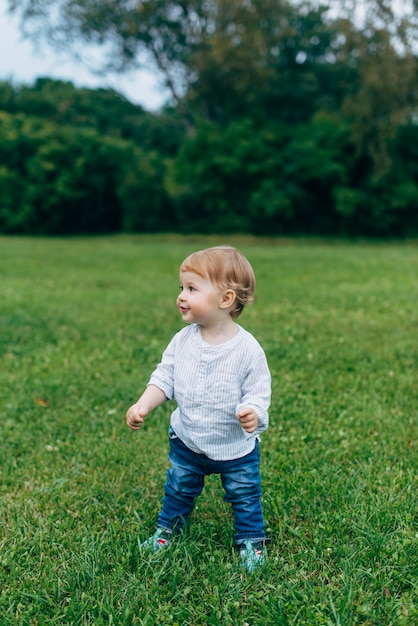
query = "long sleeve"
xmin=148 ymin=335 xmax=176 ymax=400
xmin=235 ymin=350 xmax=271 ymax=434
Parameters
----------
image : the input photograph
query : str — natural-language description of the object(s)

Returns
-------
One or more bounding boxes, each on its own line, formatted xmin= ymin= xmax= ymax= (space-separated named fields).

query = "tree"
xmin=4 ymin=1 xmax=418 ymax=236
xmin=0 ymin=108 xmax=166 ymax=234
xmin=0 ymin=78 xmax=185 ymax=154
xmin=7 ymin=1 xmax=417 ymax=103
xmin=7 ymin=0 xmax=212 ymax=110
xmin=8 ymin=2 xmax=417 ymax=144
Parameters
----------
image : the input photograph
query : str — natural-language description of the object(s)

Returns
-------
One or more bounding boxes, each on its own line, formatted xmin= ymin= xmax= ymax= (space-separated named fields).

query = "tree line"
xmin=1 ymin=0 xmax=418 ymax=236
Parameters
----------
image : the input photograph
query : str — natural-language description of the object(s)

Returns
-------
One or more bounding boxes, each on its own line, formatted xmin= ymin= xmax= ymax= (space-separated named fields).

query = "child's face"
xmin=177 ymin=270 xmax=227 ymax=326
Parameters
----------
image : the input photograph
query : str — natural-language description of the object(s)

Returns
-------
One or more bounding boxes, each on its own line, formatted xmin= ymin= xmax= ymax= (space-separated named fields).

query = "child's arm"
xmin=126 ymin=384 xmax=167 ymax=430
xmin=236 ymin=347 xmax=271 ymax=435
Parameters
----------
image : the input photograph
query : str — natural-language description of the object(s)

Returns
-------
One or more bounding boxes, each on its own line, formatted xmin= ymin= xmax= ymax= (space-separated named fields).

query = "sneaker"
xmin=239 ymin=539 xmax=266 ymax=573
xmin=140 ymin=527 xmax=172 ymax=552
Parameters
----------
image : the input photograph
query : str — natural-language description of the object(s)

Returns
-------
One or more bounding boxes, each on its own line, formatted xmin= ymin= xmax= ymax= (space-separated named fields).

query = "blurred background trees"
xmin=1 ymin=0 xmax=417 ymax=235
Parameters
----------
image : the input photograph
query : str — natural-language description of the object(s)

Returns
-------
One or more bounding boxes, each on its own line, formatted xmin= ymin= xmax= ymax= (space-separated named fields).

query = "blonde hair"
xmin=180 ymin=246 xmax=256 ymax=318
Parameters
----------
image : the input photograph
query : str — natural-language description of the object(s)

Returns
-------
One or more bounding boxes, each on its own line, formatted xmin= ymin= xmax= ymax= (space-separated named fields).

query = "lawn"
xmin=0 ymin=235 xmax=416 ymax=625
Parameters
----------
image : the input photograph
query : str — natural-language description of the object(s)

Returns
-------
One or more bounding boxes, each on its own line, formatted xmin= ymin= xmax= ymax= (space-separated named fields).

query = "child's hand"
xmin=126 ymin=403 xmax=148 ymax=430
xmin=238 ymin=407 xmax=259 ymax=433
xmin=125 ymin=385 xmax=167 ymax=431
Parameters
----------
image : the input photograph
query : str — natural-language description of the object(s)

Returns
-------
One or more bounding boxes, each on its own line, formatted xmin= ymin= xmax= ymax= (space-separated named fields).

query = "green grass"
xmin=0 ymin=235 xmax=416 ymax=625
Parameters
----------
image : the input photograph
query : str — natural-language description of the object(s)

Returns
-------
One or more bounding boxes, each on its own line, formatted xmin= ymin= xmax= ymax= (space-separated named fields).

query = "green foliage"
xmin=0 ymin=78 xmax=185 ymax=155
xmin=0 ymin=112 xmax=123 ymax=233
xmin=1 ymin=0 xmax=418 ymax=236
xmin=118 ymin=148 xmax=173 ymax=232
xmin=188 ymin=1 xmax=352 ymax=125
xmin=0 ymin=83 xmax=184 ymax=234
xmin=169 ymin=113 xmax=382 ymax=236
xmin=0 ymin=235 xmax=417 ymax=624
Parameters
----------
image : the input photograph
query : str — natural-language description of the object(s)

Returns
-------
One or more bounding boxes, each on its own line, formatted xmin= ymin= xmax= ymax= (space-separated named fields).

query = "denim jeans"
xmin=157 ymin=428 xmax=266 ymax=545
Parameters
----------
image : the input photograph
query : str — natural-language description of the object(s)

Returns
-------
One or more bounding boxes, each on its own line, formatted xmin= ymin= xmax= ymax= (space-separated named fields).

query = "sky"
xmin=0 ymin=0 xmax=168 ymax=110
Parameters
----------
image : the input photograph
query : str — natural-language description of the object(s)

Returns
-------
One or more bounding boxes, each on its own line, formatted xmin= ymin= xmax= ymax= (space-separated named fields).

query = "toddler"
xmin=126 ymin=245 xmax=271 ymax=572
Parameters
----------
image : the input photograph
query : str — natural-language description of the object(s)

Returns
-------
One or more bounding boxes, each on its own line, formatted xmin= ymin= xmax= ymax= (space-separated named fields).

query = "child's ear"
xmin=220 ymin=289 xmax=237 ymax=309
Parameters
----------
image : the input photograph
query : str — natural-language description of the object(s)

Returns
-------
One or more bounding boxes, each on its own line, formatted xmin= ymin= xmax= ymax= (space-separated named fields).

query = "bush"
xmin=0 ymin=111 xmax=173 ymax=234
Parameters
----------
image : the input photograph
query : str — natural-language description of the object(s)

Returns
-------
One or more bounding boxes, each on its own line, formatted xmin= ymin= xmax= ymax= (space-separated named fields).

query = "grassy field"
xmin=0 ymin=235 xmax=416 ymax=626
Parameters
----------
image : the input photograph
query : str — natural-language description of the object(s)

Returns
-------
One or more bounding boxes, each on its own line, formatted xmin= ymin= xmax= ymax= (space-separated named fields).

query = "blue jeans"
xmin=157 ymin=428 xmax=266 ymax=545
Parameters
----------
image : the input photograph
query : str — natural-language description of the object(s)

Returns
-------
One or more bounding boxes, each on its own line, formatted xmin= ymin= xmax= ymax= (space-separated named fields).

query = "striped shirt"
xmin=148 ymin=323 xmax=271 ymax=461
